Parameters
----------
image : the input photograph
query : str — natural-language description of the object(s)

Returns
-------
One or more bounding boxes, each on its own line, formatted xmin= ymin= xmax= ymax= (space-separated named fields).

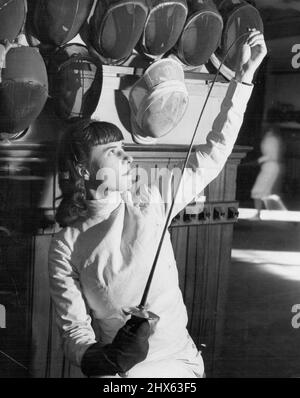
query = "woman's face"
xmin=87 ymin=140 xmax=134 ymax=196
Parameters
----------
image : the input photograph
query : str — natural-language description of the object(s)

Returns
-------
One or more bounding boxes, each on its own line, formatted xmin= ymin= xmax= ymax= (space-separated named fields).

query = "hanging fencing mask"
xmin=129 ymin=58 xmax=188 ymax=144
xmin=0 ymin=44 xmax=48 ymax=139
xmin=210 ymin=0 xmax=264 ymax=80
xmin=0 ymin=0 xmax=27 ymax=43
xmin=136 ymin=0 xmax=188 ymax=59
xmin=80 ymin=0 xmax=149 ymax=65
xmin=25 ymin=0 xmax=94 ymax=48
xmin=173 ymin=0 xmax=223 ymax=67
xmin=48 ymin=43 xmax=103 ymax=121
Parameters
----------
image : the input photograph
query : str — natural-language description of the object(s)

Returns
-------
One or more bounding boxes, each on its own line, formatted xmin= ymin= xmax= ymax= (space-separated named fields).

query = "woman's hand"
xmin=81 ymin=316 xmax=150 ymax=377
xmin=235 ymin=29 xmax=268 ymax=84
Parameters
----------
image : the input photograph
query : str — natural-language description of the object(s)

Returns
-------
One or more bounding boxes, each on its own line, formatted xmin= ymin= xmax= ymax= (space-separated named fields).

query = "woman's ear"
xmin=76 ymin=164 xmax=90 ymax=180
xmin=82 ymin=169 xmax=90 ymax=181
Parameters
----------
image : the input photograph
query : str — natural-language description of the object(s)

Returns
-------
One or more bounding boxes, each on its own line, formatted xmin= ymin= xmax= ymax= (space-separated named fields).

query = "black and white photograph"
xmin=0 ymin=0 xmax=299 ymax=383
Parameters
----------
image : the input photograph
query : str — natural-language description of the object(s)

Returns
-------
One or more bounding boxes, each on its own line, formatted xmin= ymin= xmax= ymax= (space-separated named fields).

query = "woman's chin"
xmin=118 ymin=182 xmax=133 ymax=193
xmin=117 ymin=176 xmax=134 ymax=192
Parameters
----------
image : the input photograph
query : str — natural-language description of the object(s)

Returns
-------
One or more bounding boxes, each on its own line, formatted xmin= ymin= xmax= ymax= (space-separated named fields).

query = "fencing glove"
xmin=81 ymin=316 xmax=150 ymax=377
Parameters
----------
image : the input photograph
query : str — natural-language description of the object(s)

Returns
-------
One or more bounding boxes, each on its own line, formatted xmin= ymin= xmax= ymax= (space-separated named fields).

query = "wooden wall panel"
xmin=170 ymin=223 xmax=234 ymax=376
xmin=30 ymin=235 xmax=52 ymax=377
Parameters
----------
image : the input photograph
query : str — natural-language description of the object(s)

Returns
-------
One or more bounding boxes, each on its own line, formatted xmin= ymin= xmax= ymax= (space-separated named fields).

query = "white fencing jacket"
xmin=48 ymin=79 xmax=253 ymax=377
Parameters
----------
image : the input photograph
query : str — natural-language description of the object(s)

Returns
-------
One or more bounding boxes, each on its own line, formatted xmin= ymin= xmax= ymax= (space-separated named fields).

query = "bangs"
xmin=85 ymin=120 xmax=124 ymax=146
xmin=58 ymin=119 xmax=124 ymax=173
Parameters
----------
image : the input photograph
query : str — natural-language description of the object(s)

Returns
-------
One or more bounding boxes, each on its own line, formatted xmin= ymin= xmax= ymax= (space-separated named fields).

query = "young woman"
xmin=48 ymin=30 xmax=267 ymax=378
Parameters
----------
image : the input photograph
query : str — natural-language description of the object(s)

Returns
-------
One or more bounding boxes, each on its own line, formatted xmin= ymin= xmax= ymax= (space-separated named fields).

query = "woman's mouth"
xmin=123 ymin=167 xmax=134 ymax=176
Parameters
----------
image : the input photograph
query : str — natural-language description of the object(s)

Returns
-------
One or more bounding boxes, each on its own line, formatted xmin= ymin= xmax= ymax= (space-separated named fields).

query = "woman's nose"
xmin=123 ymin=154 xmax=133 ymax=164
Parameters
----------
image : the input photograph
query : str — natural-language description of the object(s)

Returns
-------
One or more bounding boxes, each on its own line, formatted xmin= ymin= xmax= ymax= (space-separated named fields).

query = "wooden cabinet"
xmin=0 ymin=142 xmax=247 ymax=378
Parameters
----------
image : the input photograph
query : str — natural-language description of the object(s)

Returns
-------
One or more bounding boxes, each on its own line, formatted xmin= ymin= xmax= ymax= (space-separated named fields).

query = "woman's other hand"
xmin=235 ymin=29 xmax=268 ymax=84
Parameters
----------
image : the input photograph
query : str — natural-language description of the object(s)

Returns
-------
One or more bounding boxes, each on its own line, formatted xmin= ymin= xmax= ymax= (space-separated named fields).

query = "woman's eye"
xmin=108 ymin=148 xmax=123 ymax=157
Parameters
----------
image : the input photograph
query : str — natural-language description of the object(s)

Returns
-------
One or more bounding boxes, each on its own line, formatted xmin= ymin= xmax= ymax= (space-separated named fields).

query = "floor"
xmin=215 ymin=213 xmax=300 ymax=378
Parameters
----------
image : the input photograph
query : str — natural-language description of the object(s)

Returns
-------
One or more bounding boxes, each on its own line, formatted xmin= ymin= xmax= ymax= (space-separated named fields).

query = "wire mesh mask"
xmin=0 ymin=45 xmax=48 ymax=137
xmin=174 ymin=0 xmax=223 ymax=67
xmin=81 ymin=0 xmax=149 ymax=65
xmin=129 ymin=58 xmax=189 ymax=144
xmin=210 ymin=0 xmax=264 ymax=80
xmin=25 ymin=0 xmax=94 ymax=47
xmin=136 ymin=0 xmax=188 ymax=59
xmin=0 ymin=0 xmax=27 ymax=43
xmin=48 ymin=43 xmax=103 ymax=121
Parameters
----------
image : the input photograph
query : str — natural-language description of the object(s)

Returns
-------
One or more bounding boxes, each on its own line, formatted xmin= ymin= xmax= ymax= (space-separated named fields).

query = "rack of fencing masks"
xmin=0 ymin=0 xmax=264 ymax=143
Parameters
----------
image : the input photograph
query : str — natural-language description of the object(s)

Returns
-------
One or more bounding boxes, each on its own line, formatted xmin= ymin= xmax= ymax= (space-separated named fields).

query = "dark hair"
xmin=55 ymin=119 xmax=124 ymax=227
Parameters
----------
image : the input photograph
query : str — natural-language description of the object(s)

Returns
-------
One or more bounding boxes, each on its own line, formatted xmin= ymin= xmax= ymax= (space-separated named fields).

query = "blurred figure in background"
xmin=251 ymin=125 xmax=286 ymax=219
